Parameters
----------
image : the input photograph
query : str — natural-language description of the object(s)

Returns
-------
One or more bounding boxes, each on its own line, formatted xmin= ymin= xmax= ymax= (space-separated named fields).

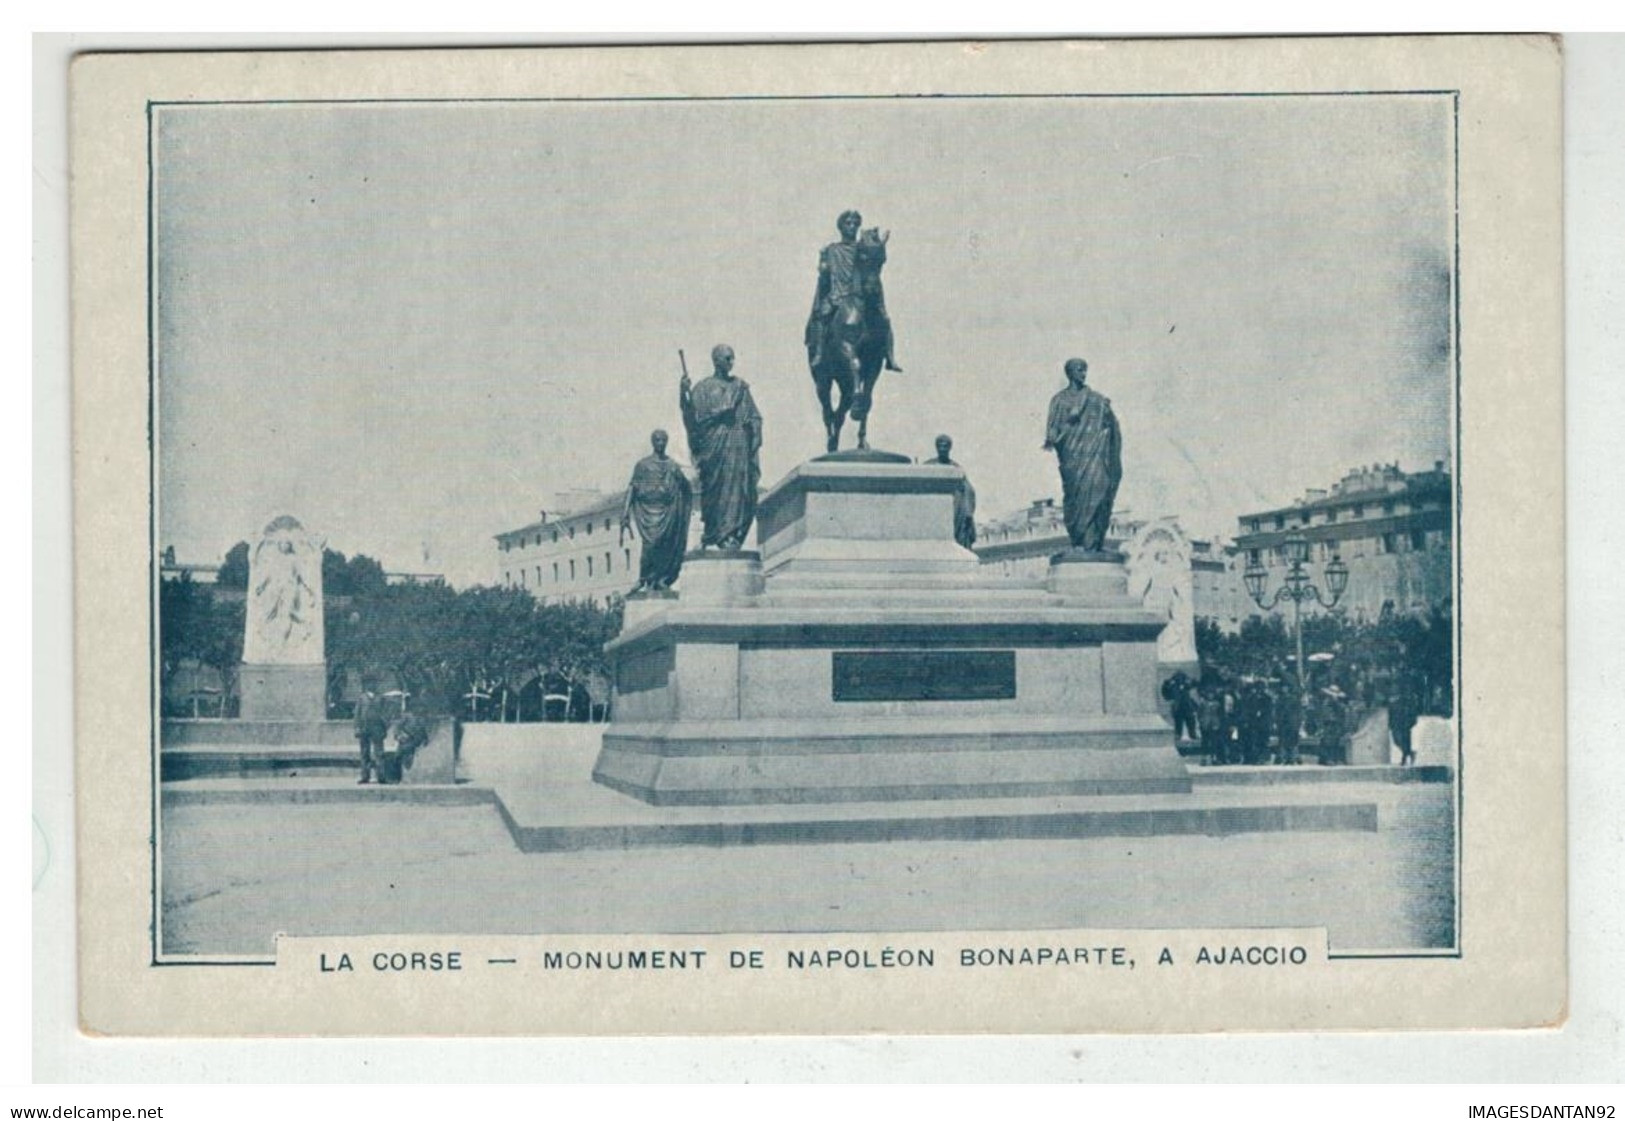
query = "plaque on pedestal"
xmin=594 ymin=456 xmax=1188 ymax=806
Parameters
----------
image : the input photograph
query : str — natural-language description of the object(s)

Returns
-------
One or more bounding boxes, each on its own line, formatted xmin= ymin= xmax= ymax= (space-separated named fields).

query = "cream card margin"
xmin=70 ymin=36 xmax=1564 ymax=1036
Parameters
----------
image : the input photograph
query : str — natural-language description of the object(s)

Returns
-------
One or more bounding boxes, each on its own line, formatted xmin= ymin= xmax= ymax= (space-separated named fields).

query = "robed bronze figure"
xmin=806 ymin=210 xmax=900 ymax=453
xmin=932 ymin=433 xmax=978 ymax=551
xmin=680 ymin=344 xmax=763 ymax=551
xmin=620 ymin=428 xmax=693 ymax=593
xmin=1043 ymin=358 xmax=1122 ymax=552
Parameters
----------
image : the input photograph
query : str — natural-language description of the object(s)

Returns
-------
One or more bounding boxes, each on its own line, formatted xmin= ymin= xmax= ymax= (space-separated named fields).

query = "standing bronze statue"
xmin=806 ymin=210 xmax=900 ymax=453
xmin=680 ymin=344 xmax=763 ymax=551
xmin=620 ymin=428 xmax=693 ymax=593
xmin=932 ymin=433 xmax=978 ymax=551
xmin=1043 ymin=358 xmax=1122 ymax=553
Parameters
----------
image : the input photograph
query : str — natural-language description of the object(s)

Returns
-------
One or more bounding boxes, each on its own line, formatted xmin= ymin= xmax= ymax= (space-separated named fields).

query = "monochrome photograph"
xmin=67 ymin=38 xmax=1564 ymax=1035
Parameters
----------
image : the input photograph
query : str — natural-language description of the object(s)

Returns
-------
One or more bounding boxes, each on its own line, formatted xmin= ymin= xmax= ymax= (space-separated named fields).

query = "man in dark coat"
xmin=1161 ymin=670 xmax=1199 ymax=744
xmin=1239 ymin=680 xmax=1275 ymax=764
xmin=621 ymin=428 xmax=693 ymax=593
xmin=1388 ymin=674 xmax=1421 ymax=765
xmin=1198 ymin=683 xmax=1227 ymax=765
xmin=353 ymin=682 xmax=388 ymax=785
xmin=1275 ymin=686 xmax=1304 ymax=766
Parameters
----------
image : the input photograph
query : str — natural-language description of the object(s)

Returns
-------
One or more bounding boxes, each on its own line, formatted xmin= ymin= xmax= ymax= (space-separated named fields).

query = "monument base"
xmin=594 ymin=714 xmax=1188 ymax=806
xmin=596 ymin=457 xmax=1190 ymax=807
xmin=239 ymin=662 xmax=328 ymax=721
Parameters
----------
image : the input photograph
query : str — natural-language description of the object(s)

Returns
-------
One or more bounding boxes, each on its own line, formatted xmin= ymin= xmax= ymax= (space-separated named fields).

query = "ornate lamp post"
xmin=1243 ymin=532 xmax=1350 ymax=695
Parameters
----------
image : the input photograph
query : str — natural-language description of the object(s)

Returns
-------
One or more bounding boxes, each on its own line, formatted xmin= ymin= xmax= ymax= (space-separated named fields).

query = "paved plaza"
xmin=159 ymin=729 xmax=1455 ymax=957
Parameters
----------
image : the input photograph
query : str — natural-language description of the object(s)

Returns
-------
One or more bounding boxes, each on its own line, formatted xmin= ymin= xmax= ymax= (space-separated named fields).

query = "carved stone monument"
xmin=238 ymin=514 xmax=327 ymax=720
xmin=1124 ymin=517 xmax=1200 ymax=676
xmin=594 ymin=452 xmax=1189 ymax=806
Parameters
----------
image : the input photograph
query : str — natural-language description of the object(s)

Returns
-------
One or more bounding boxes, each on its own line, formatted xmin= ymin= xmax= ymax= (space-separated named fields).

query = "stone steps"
xmin=161 ymin=775 xmax=1381 ymax=853
xmin=161 ymin=747 xmax=359 ymax=781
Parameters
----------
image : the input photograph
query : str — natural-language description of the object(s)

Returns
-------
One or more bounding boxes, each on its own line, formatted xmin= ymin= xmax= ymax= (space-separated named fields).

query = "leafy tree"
xmin=158 ymin=574 xmax=245 ymax=712
xmin=167 ymin=548 xmax=625 ymax=721
xmin=344 ymin=553 xmax=387 ymax=598
xmin=1194 ymin=606 xmax=1453 ymax=716
xmin=322 ymin=548 xmax=351 ymax=595
xmin=216 ymin=541 xmax=250 ymax=589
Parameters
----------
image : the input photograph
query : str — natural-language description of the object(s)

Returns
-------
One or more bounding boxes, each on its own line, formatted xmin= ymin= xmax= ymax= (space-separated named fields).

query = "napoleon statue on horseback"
xmin=805 ymin=210 xmax=901 ymax=453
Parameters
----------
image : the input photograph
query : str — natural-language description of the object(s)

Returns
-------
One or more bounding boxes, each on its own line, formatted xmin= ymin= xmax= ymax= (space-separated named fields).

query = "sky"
xmin=155 ymin=94 xmax=1453 ymax=586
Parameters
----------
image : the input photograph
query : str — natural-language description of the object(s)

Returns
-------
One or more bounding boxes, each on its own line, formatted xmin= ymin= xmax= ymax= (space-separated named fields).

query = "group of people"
xmin=1162 ymin=668 xmax=1425 ymax=767
xmin=353 ymin=683 xmax=431 ymax=785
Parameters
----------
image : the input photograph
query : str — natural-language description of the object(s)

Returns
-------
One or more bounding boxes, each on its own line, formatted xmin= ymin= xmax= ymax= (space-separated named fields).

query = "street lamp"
xmin=1243 ymin=531 xmax=1350 ymax=695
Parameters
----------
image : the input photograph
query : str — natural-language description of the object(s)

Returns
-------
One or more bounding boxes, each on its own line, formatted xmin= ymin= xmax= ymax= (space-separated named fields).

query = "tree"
xmin=158 ymin=574 xmax=245 ymax=713
xmin=216 ymin=541 xmax=250 ymax=589
xmin=344 ymin=553 xmax=387 ymax=597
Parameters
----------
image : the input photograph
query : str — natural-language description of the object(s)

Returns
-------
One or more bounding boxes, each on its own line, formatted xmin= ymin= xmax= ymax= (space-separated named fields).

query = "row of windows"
xmin=505 ymin=548 xmax=634 ymax=589
xmin=1244 ymin=529 xmax=1446 ymax=567
xmin=1242 ymin=497 xmax=1448 ymax=536
xmin=501 ymin=516 xmax=619 ymax=552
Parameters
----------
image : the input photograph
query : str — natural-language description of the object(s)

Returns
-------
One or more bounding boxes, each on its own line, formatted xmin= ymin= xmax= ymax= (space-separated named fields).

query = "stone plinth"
xmin=621 ymin=590 xmax=678 ymax=631
xmin=679 ymin=550 xmax=765 ymax=604
xmin=594 ymin=454 xmax=1189 ymax=807
xmin=756 ymin=458 xmax=977 ymax=577
xmin=239 ymin=662 xmax=328 ymax=721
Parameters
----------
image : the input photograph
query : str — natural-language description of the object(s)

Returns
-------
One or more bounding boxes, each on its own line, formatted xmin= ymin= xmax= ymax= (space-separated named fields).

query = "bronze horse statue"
xmin=805 ymin=220 xmax=899 ymax=453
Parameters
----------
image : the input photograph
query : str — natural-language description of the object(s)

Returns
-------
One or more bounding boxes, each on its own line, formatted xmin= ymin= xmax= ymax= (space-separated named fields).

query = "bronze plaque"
xmin=831 ymin=650 xmax=1017 ymax=702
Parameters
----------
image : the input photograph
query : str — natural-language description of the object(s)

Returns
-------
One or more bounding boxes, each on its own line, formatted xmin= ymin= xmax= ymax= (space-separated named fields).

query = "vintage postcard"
xmin=69 ymin=36 xmax=1563 ymax=1035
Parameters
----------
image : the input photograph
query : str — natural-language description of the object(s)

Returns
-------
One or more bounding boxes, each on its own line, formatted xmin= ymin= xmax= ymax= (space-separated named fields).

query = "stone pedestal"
xmin=239 ymin=662 xmax=327 ymax=721
xmin=1412 ymin=716 xmax=1456 ymax=766
xmin=593 ymin=454 xmax=1188 ymax=806
xmin=621 ymin=590 xmax=678 ymax=632
xmin=679 ymin=551 xmax=765 ymax=604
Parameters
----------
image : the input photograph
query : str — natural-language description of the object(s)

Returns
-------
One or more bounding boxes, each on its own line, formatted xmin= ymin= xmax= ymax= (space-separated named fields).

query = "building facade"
xmin=494 ymin=481 xmax=702 ymax=606
xmin=1232 ymin=461 xmax=1453 ymax=621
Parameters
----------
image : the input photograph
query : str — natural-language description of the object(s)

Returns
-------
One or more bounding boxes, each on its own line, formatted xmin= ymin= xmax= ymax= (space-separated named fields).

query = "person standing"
xmin=620 ymin=428 xmax=693 ymax=593
xmin=1217 ymin=682 xmax=1241 ymax=765
xmin=1199 ymin=682 xmax=1226 ymax=765
xmin=1161 ymin=670 xmax=1199 ymax=744
xmin=681 ymin=344 xmax=763 ymax=551
xmin=353 ymin=681 xmax=388 ymax=785
xmin=1275 ymin=685 xmax=1304 ymax=766
xmin=1388 ymin=673 xmax=1420 ymax=766
xmin=1235 ymin=680 xmax=1265 ymax=764
xmin=1043 ymin=358 xmax=1123 ymax=553
xmin=1316 ymin=686 xmax=1350 ymax=765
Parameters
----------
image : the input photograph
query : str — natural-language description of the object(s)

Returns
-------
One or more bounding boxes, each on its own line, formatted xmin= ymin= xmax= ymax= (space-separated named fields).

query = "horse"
xmin=806 ymin=229 xmax=895 ymax=453
xmin=808 ymin=312 xmax=889 ymax=453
